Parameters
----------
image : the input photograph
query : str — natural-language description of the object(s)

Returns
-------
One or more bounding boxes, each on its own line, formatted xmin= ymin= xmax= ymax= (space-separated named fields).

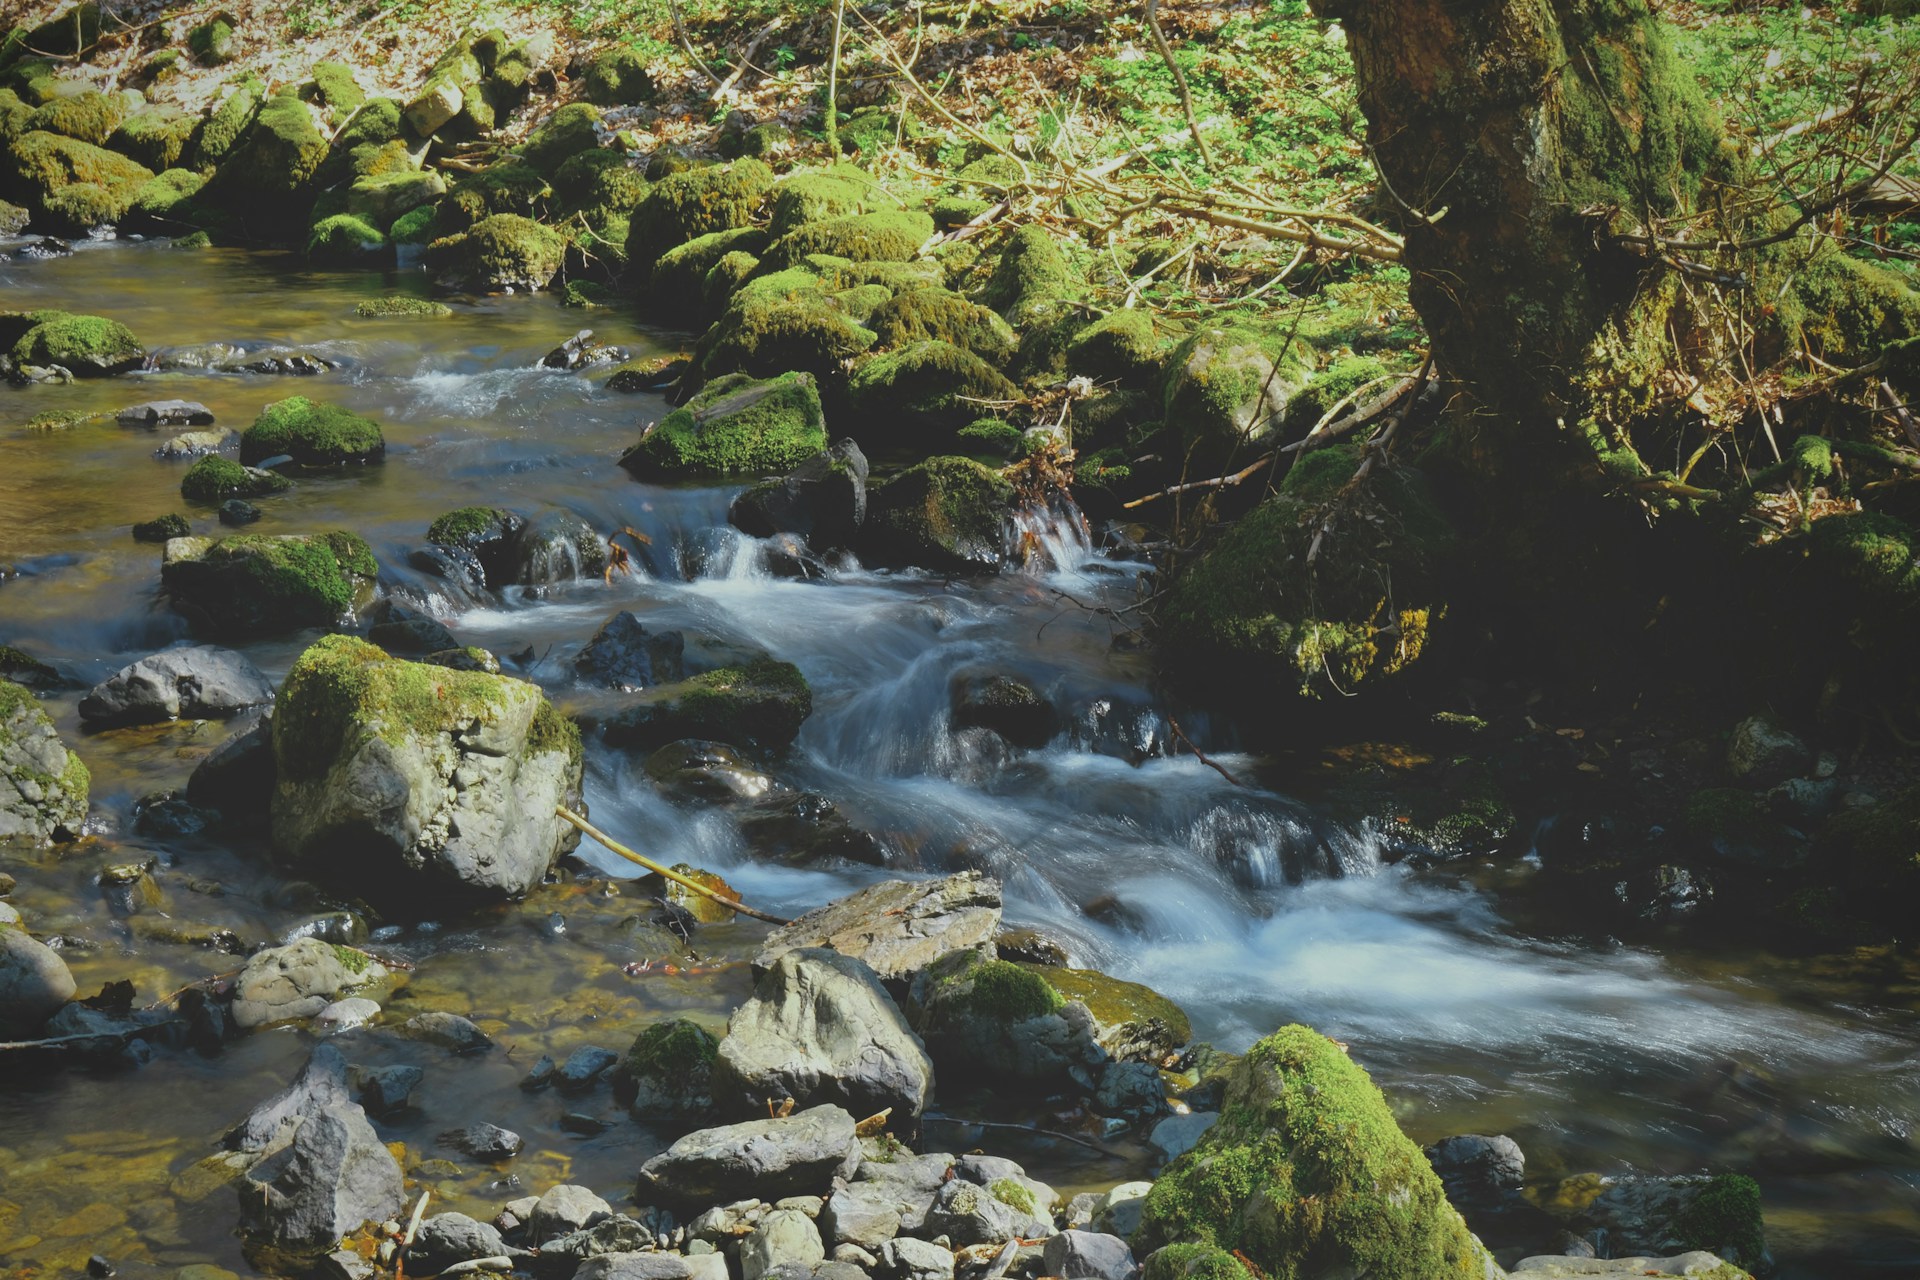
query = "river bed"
xmin=2 ymin=239 xmax=1916 ymax=1277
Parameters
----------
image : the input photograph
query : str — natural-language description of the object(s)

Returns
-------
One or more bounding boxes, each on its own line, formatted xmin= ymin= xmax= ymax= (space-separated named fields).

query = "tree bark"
xmin=1309 ymin=0 xmax=1735 ymax=444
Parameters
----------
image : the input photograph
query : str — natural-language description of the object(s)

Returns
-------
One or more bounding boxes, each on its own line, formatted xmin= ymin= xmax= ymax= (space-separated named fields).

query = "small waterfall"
xmin=1008 ymin=493 xmax=1095 ymax=575
xmin=1191 ymin=804 xmax=1384 ymax=889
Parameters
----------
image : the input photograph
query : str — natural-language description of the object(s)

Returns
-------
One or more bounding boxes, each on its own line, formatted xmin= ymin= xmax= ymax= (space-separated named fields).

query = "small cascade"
xmin=1191 ymin=803 xmax=1384 ymax=889
xmin=1007 ymin=492 xmax=1096 ymax=575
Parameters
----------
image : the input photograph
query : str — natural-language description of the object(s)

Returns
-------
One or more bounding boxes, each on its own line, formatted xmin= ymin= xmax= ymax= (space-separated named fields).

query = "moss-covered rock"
xmin=625 ymin=157 xmax=772 ymax=271
xmin=221 ymin=93 xmax=328 ymax=201
xmin=1067 ymin=310 xmax=1166 ymax=388
xmin=241 ymin=397 xmax=385 ymax=466
xmin=907 ymin=948 xmax=1092 ymax=1086
xmin=848 ymin=341 xmax=1018 ymax=448
xmin=270 ymin=635 xmax=584 ymax=901
xmin=627 ymin=1018 xmax=719 ymax=1116
xmin=981 ymin=223 xmax=1081 ymax=328
xmin=1784 ymin=246 xmax=1920 ymax=362
xmin=582 ymin=45 xmax=655 ymax=106
xmin=306 ymin=213 xmax=388 ymax=264
xmin=1030 ymin=966 xmax=1191 ymax=1063
xmin=762 ymin=209 xmax=933 ymax=273
xmin=694 ymin=273 xmax=878 ymax=386
xmin=356 ymin=295 xmax=450 ymax=319
xmin=4 ymin=308 xmax=143 ymax=375
xmin=303 ymin=62 xmax=365 ymax=115
xmin=179 ymin=455 xmax=293 ymax=503
xmin=187 ymin=15 xmax=236 ymax=66
xmin=0 ymin=677 xmax=89 ymax=846
xmin=869 ymin=288 xmax=1017 ymax=363
xmin=110 ymin=107 xmax=197 ymax=171
xmin=425 ymin=212 xmax=566 ymax=291
xmin=389 ymin=204 xmax=435 ymax=245
xmin=315 ymin=96 xmax=399 ymax=185
xmin=859 ymin=455 xmax=1013 ymax=574
xmin=651 ymin=225 xmax=770 ymax=310
xmin=347 ymin=169 xmax=444 ymax=227
xmin=768 ymin=166 xmax=877 ymax=236
xmin=933 ymin=195 xmax=991 ymax=230
xmin=26 ymin=88 xmax=131 ymax=145
xmin=603 ymin=657 xmax=813 ymax=754
xmin=519 ymin=102 xmax=601 ymax=176
xmin=188 ymin=77 xmax=263 ymax=171
xmin=161 ymin=531 xmax=377 ymax=637
xmin=620 ymin=371 xmax=827 ymax=481
xmin=1162 ymin=323 xmax=1315 ymax=462
xmin=1154 ymin=462 xmax=1452 ymax=704
xmin=431 ymin=160 xmax=550 ymax=237
xmin=1133 ymin=1025 xmax=1487 ymax=1280
xmin=4 ymin=130 xmax=151 ymax=229
xmin=701 ymin=249 xmax=761 ymax=317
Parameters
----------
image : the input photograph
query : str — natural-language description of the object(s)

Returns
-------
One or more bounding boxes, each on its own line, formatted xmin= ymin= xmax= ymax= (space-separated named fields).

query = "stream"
xmin=1 ymin=239 xmax=1917 ymax=1277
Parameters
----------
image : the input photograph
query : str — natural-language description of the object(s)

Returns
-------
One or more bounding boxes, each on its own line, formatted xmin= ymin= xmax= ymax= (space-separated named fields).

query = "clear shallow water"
xmin=1 ymin=239 xmax=1917 ymax=1276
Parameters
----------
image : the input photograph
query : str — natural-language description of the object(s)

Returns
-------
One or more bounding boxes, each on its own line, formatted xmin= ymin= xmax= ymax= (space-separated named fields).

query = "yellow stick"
xmin=555 ymin=806 xmax=794 ymax=925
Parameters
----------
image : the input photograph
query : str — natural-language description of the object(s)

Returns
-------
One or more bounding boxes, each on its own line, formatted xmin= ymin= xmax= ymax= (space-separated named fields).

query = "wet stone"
xmin=119 ymin=400 xmax=215 ymax=428
xmin=557 ymin=1044 xmax=621 ymax=1092
xmin=439 ymin=1122 xmax=522 ymax=1160
xmin=356 ymin=1064 xmax=422 ymax=1114
xmin=399 ymin=1011 xmax=494 ymax=1053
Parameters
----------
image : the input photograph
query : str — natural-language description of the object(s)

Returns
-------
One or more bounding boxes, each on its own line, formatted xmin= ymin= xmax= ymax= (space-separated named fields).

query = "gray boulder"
xmin=717 ymin=948 xmax=934 ymax=1120
xmin=229 ymin=938 xmax=388 ymax=1029
xmin=1424 ymin=1134 xmax=1526 ymax=1217
xmin=1726 ymin=716 xmax=1811 ymax=787
xmin=269 ymin=635 xmax=584 ymax=901
xmin=1511 ymin=1255 xmax=1745 ymax=1277
xmin=356 ymin=1064 xmax=422 ymax=1114
xmin=0 ymin=923 xmax=77 ymax=1036
xmin=576 ymin=611 xmax=686 ymax=690
xmin=411 ymin=1213 xmax=507 ymax=1273
xmin=909 ymin=949 xmax=1106 ymax=1086
xmin=821 ymin=1185 xmax=901 ymax=1250
xmin=0 ymin=679 xmax=89 ymax=845
xmin=876 ymin=1238 xmax=954 ymax=1280
xmin=238 ymin=1101 xmax=406 ymax=1254
xmin=921 ymin=1176 xmax=1052 ymax=1248
xmin=1090 ymin=1183 xmax=1151 ymax=1239
xmin=227 ymin=1043 xmax=353 ymax=1151
xmin=441 ymin=1121 xmax=521 ymax=1159
xmin=401 ymin=1010 xmax=494 ymax=1052
xmin=78 ymin=644 xmax=274 ymax=726
xmin=756 ymin=871 xmax=1001 ymax=980
xmin=728 ymin=439 xmax=869 ymax=553
xmin=953 ymin=1154 xmax=1056 ymax=1222
xmin=1147 ymin=1112 xmax=1216 ymax=1163
xmin=1043 ymin=1232 xmax=1135 ymax=1280
xmin=742 ymin=1207 xmax=826 ymax=1280
xmin=849 ymin=1148 xmax=953 ymax=1235
xmin=531 ymin=1184 xmax=615 ymax=1239
xmin=541 ymin=1215 xmax=657 ymax=1262
xmin=638 ymin=1104 xmax=861 ymax=1205
xmin=118 ymin=399 xmax=215 ymax=427
xmin=558 ymin=1045 xmax=621 ymax=1092
xmin=574 ymin=1255 xmax=722 ymax=1280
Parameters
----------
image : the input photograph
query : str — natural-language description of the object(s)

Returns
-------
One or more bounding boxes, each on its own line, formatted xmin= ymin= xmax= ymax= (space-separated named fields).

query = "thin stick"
xmin=557 ymin=807 xmax=793 ymax=924
xmin=1144 ymin=0 xmax=1213 ymax=171
xmin=824 ymin=0 xmax=847 ymax=154
xmin=666 ymin=0 xmax=724 ymax=87
xmin=403 ymin=1190 xmax=430 ymax=1248
xmin=923 ymin=1113 xmax=1127 ymax=1157
xmin=1169 ymin=717 xmax=1244 ymax=787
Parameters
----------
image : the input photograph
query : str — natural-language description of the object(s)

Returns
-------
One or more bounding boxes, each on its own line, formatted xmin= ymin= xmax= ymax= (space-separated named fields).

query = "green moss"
xmin=519 ymin=102 xmax=602 ymax=176
xmin=814 ymin=257 xmax=944 ymax=294
xmin=955 ymin=154 xmax=1025 ymax=192
xmin=347 ymin=169 xmax=444 ymax=226
xmin=949 ymin=957 xmax=1065 ymax=1021
xmin=224 ymin=93 xmax=328 ymax=198
xmin=694 ymin=278 xmax=878 ymax=385
xmin=981 ymin=224 xmax=1081 ymax=328
xmin=1035 ymin=966 xmax=1192 ymax=1049
xmin=180 ymin=456 xmax=291 ymax=503
xmin=652 ymin=225 xmax=771 ymax=306
xmin=625 ymin=157 xmax=772 ymax=269
xmin=425 ymin=212 xmax=566 ymax=290
xmin=357 ymin=295 xmax=450 ymax=318
xmin=316 ymin=97 xmax=399 ymax=184
xmin=330 ymin=942 xmax=373 ymax=975
xmin=306 ymin=213 xmax=388 ymax=264
xmin=187 ymin=16 xmax=235 ymax=65
xmin=863 ymin=456 xmax=1016 ymax=573
xmin=1134 ymin=1026 xmax=1484 ymax=1280
xmin=1674 ymin=1173 xmax=1765 ymax=1266
xmin=0 ymin=89 xmax=31 ymax=142
xmin=989 ymin=1178 xmax=1038 ymax=1217
xmin=1162 ymin=323 xmax=1315 ymax=460
xmin=8 ymin=309 xmax=143 ymax=372
xmin=604 ymin=657 xmax=813 ymax=754
xmin=933 ymin=195 xmax=990 ymax=230
xmin=428 ymin=506 xmax=515 ymax=546
xmin=273 ymin=634 xmax=562 ymax=783
xmin=620 ymin=371 xmax=827 ymax=480
xmin=27 ymin=89 xmax=128 ymax=145
xmin=958 ymin=418 xmax=1025 ymax=458
xmin=162 ymin=532 xmax=376 ymax=636
xmin=0 ymin=646 xmax=57 ymax=685
xmin=1786 ymin=248 xmax=1920 ymax=361
xmin=170 ymin=229 xmax=211 ymax=250
xmin=1280 ymin=357 xmax=1392 ymax=435
xmin=241 ymin=396 xmax=384 ymax=466
xmin=768 ymin=166 xmax=877 ymax=235
xmin=869 ymin=288 xmax=1016 ymax=363
xmin=305 ymin=62 xmax=364 ymax=114
xmin=582 ymin=46 xmax=655 ymax=106
xmin=389 ymin=204 xmax=435 ymax=245
xmin=848 ymin=340 xmax=1018 ymax=445
xmin=7 ymin=130 xmax=152 ymax=219
xmin=528 ymin=698 xmax=584 ymax=771
xmin=1066 ymin=309 xmax=1164 ymax=386
xmin=701 ymin=249 xmax=761 ymax=316
xmin=1141 ymin=1244 xmax=1252 ymax=1280
xmin=763 ymin=209 xmax=933 ymax=272
xmin=189 ymin=78 xmax=263 ymax=170
xmin=627 ymin=1016 xmax=719 ymax=1078
xmin=132 ymin=513 xmax=189 ymax=542
xmin=127 ymin=166 xmax=204 ymax=225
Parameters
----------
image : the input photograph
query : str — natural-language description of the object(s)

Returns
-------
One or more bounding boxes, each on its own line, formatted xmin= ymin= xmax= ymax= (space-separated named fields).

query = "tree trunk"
xmin=1309 ymin=0 xmax=1735 ymax=455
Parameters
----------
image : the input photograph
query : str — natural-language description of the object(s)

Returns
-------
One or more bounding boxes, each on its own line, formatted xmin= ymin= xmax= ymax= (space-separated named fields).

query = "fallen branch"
xmin=1168 ymin=717 xmax=1243 ymax=787
xmin=0 ymin=1019 xmax=183 ymax=1054
xmin=924 ymin=1113 xmax=1128 ymax=1157
xmin=557 ymin=806 xmax=793 ymax=925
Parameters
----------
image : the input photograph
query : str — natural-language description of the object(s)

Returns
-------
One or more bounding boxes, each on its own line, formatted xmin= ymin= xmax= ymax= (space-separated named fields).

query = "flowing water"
xmin=1 ymin=239 xmax=1917 ymax=1277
